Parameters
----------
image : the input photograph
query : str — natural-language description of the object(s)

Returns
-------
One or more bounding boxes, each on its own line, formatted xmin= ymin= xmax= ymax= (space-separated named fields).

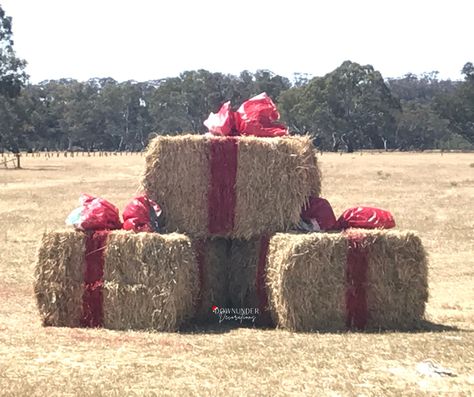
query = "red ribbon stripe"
xmin=256 ymin=235 xmax=273 ymax=326
xmin=81 ymin=230 xmax=109 ymax=328
xmin=208 ymin=137 xmax=239 ymax=235
xmin=345 ymin=233 xmax=369 ymax=330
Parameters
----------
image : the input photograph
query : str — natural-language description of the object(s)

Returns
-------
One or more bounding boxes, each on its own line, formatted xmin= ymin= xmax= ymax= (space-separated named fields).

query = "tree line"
xmin=0 ymin=7 xmax=473 ymax=152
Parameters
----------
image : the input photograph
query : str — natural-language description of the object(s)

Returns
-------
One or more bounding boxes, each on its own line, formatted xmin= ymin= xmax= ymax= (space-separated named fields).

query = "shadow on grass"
xmin=179 ymin=319 xmax=469 ymax=335
xmin=18 ymin=166 xmax=64 ymax=171
xmin=180 ymin=321 xmax=243 ymax=334
xmin=338 ymin=320 xmax=466 ymax=335
xmin=413 ymin=320 xmax=461 ymax=333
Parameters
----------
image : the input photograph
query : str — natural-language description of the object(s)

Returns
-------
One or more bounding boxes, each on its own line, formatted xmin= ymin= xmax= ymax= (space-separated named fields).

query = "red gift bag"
xmin=301 ymin=197 xmax=337 ymax=231
xmin=122 ymin=195 xmax=162 ymax=232
xmin=336 ymin=206 xmax=395 ymax=230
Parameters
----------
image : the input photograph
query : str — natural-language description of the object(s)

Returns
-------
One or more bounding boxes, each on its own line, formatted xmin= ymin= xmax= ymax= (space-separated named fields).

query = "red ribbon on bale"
xmin=255 ymin=235 xmax=274 ymax=327
xmin=208 ymin=137 xmax=239 ymax=234
xmin=81 ymin=230 xmax=109 ymax=328
xmin=345 ymin=233 xmax=369 ymax=330
xmin=204 ymin=93 xmax=289 ymax=137
xmin=66 ymin=193 xmax=165 ymax=328
xmin=254 ymin=232 xmax=370 ymax=331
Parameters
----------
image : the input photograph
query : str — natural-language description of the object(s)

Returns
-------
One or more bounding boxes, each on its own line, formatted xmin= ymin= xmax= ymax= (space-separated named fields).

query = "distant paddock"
xmin=1 ymin=149 xmax=474 ymax=161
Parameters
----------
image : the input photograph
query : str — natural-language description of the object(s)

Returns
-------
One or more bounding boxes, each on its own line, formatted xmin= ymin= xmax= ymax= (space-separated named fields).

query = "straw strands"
xmin=34 ymin=230 xmax=200 ymax=331
xmin=229 ymin=230 xmax=428 ymax=331
xmin=142 ymin=134 xmax=321 ymax=238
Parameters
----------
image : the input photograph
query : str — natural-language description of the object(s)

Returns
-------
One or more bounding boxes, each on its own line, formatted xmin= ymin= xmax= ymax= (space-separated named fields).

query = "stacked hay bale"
xmin=192 ymin=238 xmax=230 ymax=323
xmin=141 ymin=134 xmax=321 ymax=238
xmin=229 ymin=230 xmax=428 ymax=331
xmin=35 ymin=134 xmax=321 ymax=330
xmin=34 ymin=131 xmax=429 ymax=332
xmin=139 ymin=133 xmax=322 ymax=325
xmin=34 ymin=230 xmax=229 ymax=330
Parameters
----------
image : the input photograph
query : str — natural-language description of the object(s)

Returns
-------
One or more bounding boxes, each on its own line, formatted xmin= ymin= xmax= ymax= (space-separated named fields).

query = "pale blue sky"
xmin=2 ymin=0 xmax=473 ymax=83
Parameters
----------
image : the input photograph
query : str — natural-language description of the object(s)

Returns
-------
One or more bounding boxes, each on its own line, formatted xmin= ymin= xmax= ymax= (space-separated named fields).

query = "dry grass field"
xmin=0 ymin=151 xmax=473 ymax=396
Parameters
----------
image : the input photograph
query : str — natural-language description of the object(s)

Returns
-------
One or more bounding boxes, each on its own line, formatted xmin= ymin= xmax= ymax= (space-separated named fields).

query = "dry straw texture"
xmin=34 ymin=230 xmax=86 ymax=327
xmin=142 ymin=135 xmax=210 ymax=236
xmin=267 ymin=232 xmax=348 ymax=331
xmin=228 ymin=238 xmax=261 ymax=310
xmin=230 ymin=230 xmax=428 ymax=331
xmin=6 ymin=151 xmax=472 ymax=396
xmin=361 ymin=230 xmax=429 ymax=329
xmin=234 ymin=136 xmax=321 ymax=238
xmin=141 ymin=134 xmax=321 ymax=238
xmin=193 ymin=238 xmax=230 ymax=323
xmin=103 ymin=231 xmax=199 ymax=331
xmin=34 ymin=230 xmax=200 ymax=331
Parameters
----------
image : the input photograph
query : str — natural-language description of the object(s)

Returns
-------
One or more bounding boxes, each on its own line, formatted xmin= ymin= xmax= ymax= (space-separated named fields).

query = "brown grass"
xmin=1 ymin=151 xmax=473 ymax=395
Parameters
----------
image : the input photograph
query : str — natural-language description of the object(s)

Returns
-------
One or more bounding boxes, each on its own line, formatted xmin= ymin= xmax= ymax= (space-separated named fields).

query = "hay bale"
xmin=141 ymin=134 xmax=321 ymax=239
xmin=364 ymin=231 xmax=429 ymax=329
xmin=234 ymin=136 xmax=321 ymax=238
xmin=34 ymin=230 xmax=200 ymax=331
xmin=228 ymin=238 xmax=261 ymax=310
xmin=102 ymin=231 xmax=198 ymax=331
xmin=230 ymin=230 xmax=428 ymax=331
xmin=34 ymin=230 xmax=85 ymax=327
xmin=266 ymin=233 xmax=349 ymax=330
xmin=142 ymin=135 xmax=209 ymax=237
xmin=193 ymin=238 xmax=230 ymax=323
xmin=228 ymin=237 xmax=274 ymax=326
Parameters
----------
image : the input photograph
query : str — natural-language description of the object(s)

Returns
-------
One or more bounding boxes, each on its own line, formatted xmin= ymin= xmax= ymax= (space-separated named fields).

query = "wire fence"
xmin=1 ymin=148 xmax=473 ymax=169
xmin=0 ymin=151 xmax=144 ymax=168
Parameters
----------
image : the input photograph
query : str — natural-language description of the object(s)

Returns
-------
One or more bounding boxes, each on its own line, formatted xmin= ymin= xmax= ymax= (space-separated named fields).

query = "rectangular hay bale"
xmin=192 ymin=238 xmax=230 ymax=323
xmin=141 ymin=134 xmax=321 ymax=239
xmin=229 ymin=230 xmax=429 ymax=331
xmin=34 ymin=230 xmax=228 ymax=331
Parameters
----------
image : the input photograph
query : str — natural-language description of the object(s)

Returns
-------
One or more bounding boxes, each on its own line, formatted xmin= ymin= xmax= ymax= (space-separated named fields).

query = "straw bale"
xmin=230 ymin=230 xmax=429 ymax=331
xmin=361 ymin=230 xmax=429 ymax=329
xmin=103 ymin=282 xmax=186 ymax=331
xmin=103 ymin=231 xmax=199 ymax=331
xmin=234 ymin=135 xmax=321 ymax=239
xmin=266 ymin=232 xmax=348 ymax=331
xmin=228 ymin=238 xmax=261 ymax=310
xmin=141 ymin=134 xmax=321 ymax=238
xmin=34 ymin=230 xmax=200 ymax=331
xmin=267 ymin=230 xmax=428 ymax=331
xmin=193 ymin=238 xmax=231 ymax=322
xmin=34 ymin=230 xmax=86 ymax=327
xmin=141 ymin=135 xmax=209 ymax=236
xmin=104 ymin=231 xmax=197 ymax=287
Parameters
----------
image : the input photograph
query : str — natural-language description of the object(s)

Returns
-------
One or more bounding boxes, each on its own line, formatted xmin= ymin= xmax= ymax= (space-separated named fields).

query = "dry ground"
xmin=0 ymin=151 xmax=473 ymax=396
